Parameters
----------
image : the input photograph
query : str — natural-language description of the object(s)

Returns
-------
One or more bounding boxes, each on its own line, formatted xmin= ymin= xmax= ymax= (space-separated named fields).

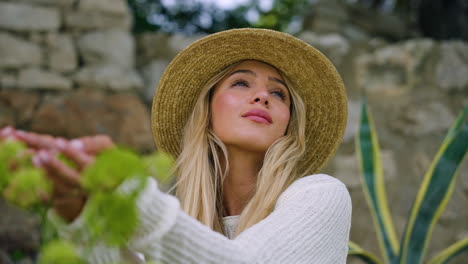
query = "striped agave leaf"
xmin=356 ymin=100 xmax=399 ymax=264
xmin=428 ymin=238 xmax=468 ymax=264
xmin=398 ymin=107 xmax=468 ymax=264
xmin=348 ymin=241 xmax=382 ymax=264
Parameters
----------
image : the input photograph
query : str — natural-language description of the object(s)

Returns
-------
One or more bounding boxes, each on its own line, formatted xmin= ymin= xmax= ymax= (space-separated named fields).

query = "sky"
xmin=161 ymin=0 xmax=274 ymax=11
xmin=201 ymin=0 xmax=253 ymax=9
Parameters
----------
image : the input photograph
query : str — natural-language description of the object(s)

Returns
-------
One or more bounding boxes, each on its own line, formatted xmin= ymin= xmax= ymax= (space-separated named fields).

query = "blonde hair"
xmin=173 ymin=60 xmax=306 ymax=236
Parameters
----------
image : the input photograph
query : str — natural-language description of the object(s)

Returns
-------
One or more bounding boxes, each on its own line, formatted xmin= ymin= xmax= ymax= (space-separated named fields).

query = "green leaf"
xmin=399 ymin=107 xmax=468 ymax=264
xmin=84 ymin=191 xmax=140 ymax=246
xmin=39 ymin=240 xmax=84 ymax=264
xmin=428 ymin=237 xmax=468 ymax=264
xmin=0 ymin=140 xmax=27 ymax=190
xmin=81 ymin=147 xmax=146 ymax=192
xmin=57 ymin=153 xmax=77 ymax=170
xmin=143 ymin=151 xmax=175 ymax=183
xmin=348 ymin=241 xmax=383 ymax=264
xmin=3 ymin=168 xmax=52 ymax=208
xmin=356 ymin=100 xmax=399 ymax=263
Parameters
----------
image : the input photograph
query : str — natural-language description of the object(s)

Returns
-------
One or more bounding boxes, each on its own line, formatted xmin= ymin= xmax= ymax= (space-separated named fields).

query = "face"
xmin=210 ymin=60 xmax=291 ymax=154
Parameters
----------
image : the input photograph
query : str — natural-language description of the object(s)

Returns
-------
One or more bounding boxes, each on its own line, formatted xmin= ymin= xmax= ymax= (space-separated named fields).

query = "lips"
xmin=242 ymin=109 xmax=272 ymax=124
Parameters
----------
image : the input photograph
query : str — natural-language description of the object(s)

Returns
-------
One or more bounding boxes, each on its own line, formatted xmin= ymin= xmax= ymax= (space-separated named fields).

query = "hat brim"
xmin=152 ymin=28 xmax=347 ymax=175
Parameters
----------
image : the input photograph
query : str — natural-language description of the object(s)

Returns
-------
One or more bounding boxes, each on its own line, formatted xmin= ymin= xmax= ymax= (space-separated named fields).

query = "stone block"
xmin=26 ymin=0 xmax=76 ymax=7
xmin=0 ymin=72 xmax=17 ymax=89
xmin=0 ymin=33 xmax=42 ymax=69
xmin=298 ymin=31 xmax=350 ymax=67
xmin=74 ymin=65 xmax=143 ymax=91
xmin=79 ymin=0 xmax=129 ymax=16
xmin=19 ymin=0 xmax=75 ymax=7
xmin=390 ymin=102 xmax=454 ymax=136
xmin=0 ymin=3 xmax=60 ymax=32
xmin=0 ymin=90 xmax=41 ymax=126
xmin=30 ymin=89 xmax=154 ymax=152
xmin=17 ymin=68 xmax=72 ymax=90
xmin=435 ymin=41 xmax=468 ymax=92
xmin=355 ymin=39 xmax=435 ymax=96
xmin=140 ymin=59 xmax=170 ymax=102
xmin=77 ymin=30 xmax=134 ymax=67
xmin=46 ymin=33 xmax=77 ymax=73
xmin=64 ymin=10 xmax=131 ymax=31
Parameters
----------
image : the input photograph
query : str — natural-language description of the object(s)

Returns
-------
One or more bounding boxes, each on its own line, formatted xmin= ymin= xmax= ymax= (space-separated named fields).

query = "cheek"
xmin=210 ymin=93 xmax=240 ymax=132
xmin=277 ymin=106 xmax=291 ymax=133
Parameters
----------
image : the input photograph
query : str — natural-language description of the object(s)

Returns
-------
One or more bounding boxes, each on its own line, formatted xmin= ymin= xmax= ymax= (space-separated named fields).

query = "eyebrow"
xmin=229 ymin=69 xmax=288 ymax=89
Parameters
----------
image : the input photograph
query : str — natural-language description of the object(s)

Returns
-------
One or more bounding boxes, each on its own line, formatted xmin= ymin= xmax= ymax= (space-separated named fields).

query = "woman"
xmin=1 ymin=28 xmax=351 ymax=263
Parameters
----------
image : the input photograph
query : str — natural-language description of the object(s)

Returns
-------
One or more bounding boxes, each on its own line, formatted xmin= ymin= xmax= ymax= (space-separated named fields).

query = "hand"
xmin=1 ymin=126 xmax=66 ymax=151
xmin=37 ymin=134 xmax=115 ymax=222
xmin=1 ymin=126 xmax=114 ymax=158
xmin=36 ymin=145 xmax=91 ymax=222
xmin=1 ymin=126 xmax=115 ymax=222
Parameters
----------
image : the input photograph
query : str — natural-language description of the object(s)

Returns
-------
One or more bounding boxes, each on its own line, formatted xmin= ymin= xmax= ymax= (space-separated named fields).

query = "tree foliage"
xmin=126 ymin=0 xmax=310 ymax=34
xmin=127 ymin=0 xmax=468 ymax=40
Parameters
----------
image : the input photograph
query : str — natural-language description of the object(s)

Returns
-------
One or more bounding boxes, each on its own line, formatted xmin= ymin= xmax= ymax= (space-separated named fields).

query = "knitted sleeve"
xmin=48 ymin=174 xmax=352 ymax=264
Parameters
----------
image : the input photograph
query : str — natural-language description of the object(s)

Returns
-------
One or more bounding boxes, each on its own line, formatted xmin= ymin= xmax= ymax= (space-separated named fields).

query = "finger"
xmin=71 ymin=135 xmax=114 ymax=155
xmin=62 ymin=144 xmax=94 ymax=171
xmin=0 ymin=126 xmax=15 ymax=139
xmin=15 ymin=131 xmax=61 ymax=150
xmin=38 ymin=150 xmax=81 ymax=188
xmin=32 ymin=154 xmax=43 ymax=168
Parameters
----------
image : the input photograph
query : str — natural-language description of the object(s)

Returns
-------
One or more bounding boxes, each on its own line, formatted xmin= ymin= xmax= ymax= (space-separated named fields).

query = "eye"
xmin=272 ymin=89 xmax=286 ymax=101
xmin=232 ymin=79 xmax=249 ymax=87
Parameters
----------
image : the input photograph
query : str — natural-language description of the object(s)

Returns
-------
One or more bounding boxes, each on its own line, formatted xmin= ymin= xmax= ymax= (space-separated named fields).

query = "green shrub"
xmin=0 ymin=140 xmax=174 ymax=262
xmin=349 ymin=102 xmax=468 ymax=264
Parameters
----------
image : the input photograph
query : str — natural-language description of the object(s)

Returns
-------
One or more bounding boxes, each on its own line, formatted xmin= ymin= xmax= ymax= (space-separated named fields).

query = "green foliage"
xmin=57 ymin=153 xmax=77 ymax=169
xmin=81 ymin=147 xmax=151 ymax=246
xmin=0 ymin=138 xmax=175 ymax=262
xmin=3 ymin=168 xmax=51 ymax=208
xmin=429 ymin=238 xmax=468 ymax=264
xmin=84 ymin=191 xmax=140 ymax=246
xmin=0 ymin=140 xmax=27 ymax=189
xmin=349 ymin=241 xmax=381 ymax=264
xmin=10 ymin=250 xmax=27 ymax=261
xmin=81 ymin=147 xmax=147 ymax=192
xmin=144 ymin=151 xmax=175 ymax=183
xmin=350 ymin=101 xmax=468 ymax=264
xmin=127 ymin=0 xmax=310 ymax=34
xmin=255 ymin=0 xmax=310 ymax=32
xmin=39 ymin=240 xmax=85 ymax=264
xmin=0 ymin=139 xmax=51 ymax=209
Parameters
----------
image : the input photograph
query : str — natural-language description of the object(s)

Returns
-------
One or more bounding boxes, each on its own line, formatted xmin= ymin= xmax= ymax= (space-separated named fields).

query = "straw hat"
xmin=151 ymin=28 xmax=347 ymax=175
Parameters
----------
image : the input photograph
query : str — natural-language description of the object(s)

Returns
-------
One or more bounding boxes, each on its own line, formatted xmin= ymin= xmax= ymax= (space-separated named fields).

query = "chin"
xmin=229 ymin=136 xmax=277 ymax=153
xmin=243 ymin=142 xmax=272 ymax=153
xmin=214 ymin=128 xmax=282 ymax=153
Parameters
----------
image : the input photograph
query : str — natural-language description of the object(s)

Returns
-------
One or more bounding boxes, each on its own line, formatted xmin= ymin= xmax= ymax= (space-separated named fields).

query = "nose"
xmin=251 ymin=89 xmax=269 ymax=106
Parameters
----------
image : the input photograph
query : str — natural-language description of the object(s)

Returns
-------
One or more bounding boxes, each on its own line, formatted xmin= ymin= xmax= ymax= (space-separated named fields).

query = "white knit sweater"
xmin=49 ymin=173 xmax=352 ymax=263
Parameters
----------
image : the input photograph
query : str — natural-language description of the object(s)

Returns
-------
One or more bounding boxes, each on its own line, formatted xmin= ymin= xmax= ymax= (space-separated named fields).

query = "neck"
xmin=222 ymin=146 xmax=263 ymax=216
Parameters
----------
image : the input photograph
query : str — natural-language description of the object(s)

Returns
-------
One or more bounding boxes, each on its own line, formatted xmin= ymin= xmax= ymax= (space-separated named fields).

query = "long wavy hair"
xmin=173 ymin=60 xmax=307 ymax=236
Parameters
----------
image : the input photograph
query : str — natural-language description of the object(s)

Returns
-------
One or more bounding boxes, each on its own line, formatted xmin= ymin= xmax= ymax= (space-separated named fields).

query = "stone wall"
xmin=0 ymin=0 xmax=153 ymax=154
xmin=303 ymin=0 xmax=411 ymax=41
xmin=0 ymin=0 xmax=467 ymax=263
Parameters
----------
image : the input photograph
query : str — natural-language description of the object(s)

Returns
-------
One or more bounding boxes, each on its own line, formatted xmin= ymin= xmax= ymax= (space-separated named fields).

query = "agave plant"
xmin=348 ymin=101 xmax=468 ymax=264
